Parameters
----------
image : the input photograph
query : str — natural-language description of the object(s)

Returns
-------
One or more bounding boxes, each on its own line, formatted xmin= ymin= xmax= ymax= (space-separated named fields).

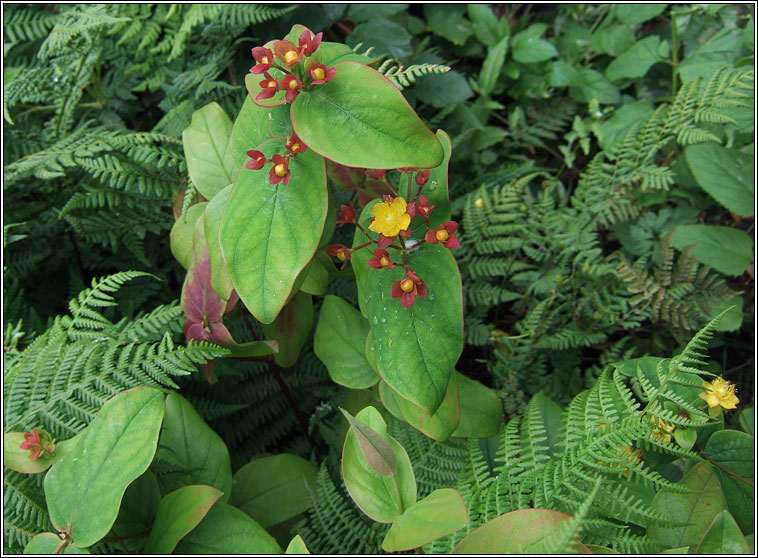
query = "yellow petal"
xmin=705 ymin=392 xmax=720 ymax=408
xmin=398 ymin=214 xmax=411 ymax=231
xmin=368 ymin=220 xmax=382 ymax=234
xmin=721 ymin=394 xmax=739 ymax=409
xmin=390 ymin=197 xmax=407 ymax=214
xmin=373 ymin=203 xmax=390 ymax=219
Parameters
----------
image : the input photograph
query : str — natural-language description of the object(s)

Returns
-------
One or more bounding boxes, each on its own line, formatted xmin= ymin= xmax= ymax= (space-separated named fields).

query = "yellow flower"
xmin=369 ymin=197 xmax=411 ymax=237
xmin=699 ymin=376 xmax=739 ymax=411
xmin=643 ymin=414 xmax=675 ymax=444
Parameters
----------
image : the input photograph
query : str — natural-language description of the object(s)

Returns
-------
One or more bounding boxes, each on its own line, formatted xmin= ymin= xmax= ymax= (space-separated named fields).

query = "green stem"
xmin=671 ymin=12 xmax=679 ymax=98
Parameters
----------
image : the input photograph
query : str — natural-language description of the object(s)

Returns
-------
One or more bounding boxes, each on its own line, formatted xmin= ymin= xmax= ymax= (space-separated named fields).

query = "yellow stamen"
xmin=337 ymin=252 xmax=348 ymax=262
xmin=313 ymin=67 xmax=325 ymax=80
xmin=261 ymin=56 xmax=269 ymax=64
xmin=284 ymin=50 xmax=299 ymax=64
xmin=291 ymin=143 xmax=300 ymax=152
xmin=288 ymin=79 xmax=298 ymax=89
xmin=267 ymin=80 xmax=276 ymax=88
xmin=380 ymin=256 xmax=390 ymax=267
xmin=400 ymin=279 xmax=414 ymax=293
xmin=436 ymin=229 xmax=449 ymax=242
xmin=274 ymin=164 xmax=286 ymax=177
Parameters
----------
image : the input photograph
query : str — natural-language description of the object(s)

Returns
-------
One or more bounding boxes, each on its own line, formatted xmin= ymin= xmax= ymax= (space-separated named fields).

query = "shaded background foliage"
xmin=3 ymin=3 xmax=754 ymax=554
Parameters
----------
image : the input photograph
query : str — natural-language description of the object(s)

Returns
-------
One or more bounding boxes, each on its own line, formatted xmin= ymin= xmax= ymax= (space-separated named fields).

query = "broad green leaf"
xmin=348 ymin=4 xmax=408 ymax=22
xmin=382 ymin=488 xmax=468 ymax=552
xmin=695 ymin=510 xmax=751 ymax=554
xmin=671 ymin=225 xmax=753 ymax=276
xmin=219 ymin=147 xmax=327 ymax=324
xmin=606 ymin=36 xmax=663 ymax=82
xmin=468 ymin=4 xmax=508 ymax=46
xmin=614 ymin=4 xmax=667 ymax=24
xmin=649 ymin=462 xmax=728 ymax=549
xmin=285 ymin=534 xmax=310 ymax=554
xmin=144 ymin=485 xmax=222 ymax=555
xmin=170 ymin=202 xmax=207 ymax=270
xmin=512 ymin=25 xmax=557 ymax=63
xmin=23 ymin=533 xmax=89 ymax=554
xmin=44 ymin=387 xmax=165 ymax=548
xmin=111 ymin=471 xmax=161 ymax=551
xmin=316 ymin=41 xmax=378 ymax=66
xmin=341 ymin=408 xmax=396 ymax=476
xmin=569 ymin=67 xmax=621 ymax=104
xmin=154 ymin=393 xmax=232 ymax=502
xmin=738 ymin=407 xmax=754 ymax=436
xmin=709 ymin=295 xmax=744 ymax=332
xmin=230 ymin=90 xmax=291 ymax=168
xmin=453 ymin=508 xmax=590 ymax=553
xmin=314 ymin=295 xmax=379 ymax=389
xmin=4 ymin=431 xmax=53 ymax=474
xmin=203 ymin=185 xmax=235 ymax=300
xmin=366 ymin=243 xmax=463 ymax=414
xmin=261 ymin=291 xmax=313 ymax=368
xmin=341 ymin=406 xmax=416 ymax=523
xmin=378 ymin=374 xmax=460 ymax=442
xmin=183 ymin=102 xmax=238 ymax=200
xmin=173 ymin=502 xmax=283 ymax=554
xmin=592 ymin=24 xmax=636 ymax=56
xmin=705 ymin=429 xmax=754 ymax=534
xmin=479 ymin=37 xmax=509 ymax=97
xmin=299 ymin=252 xmax=329 ymax=296
xmin=597 ymin=101 xmax=655 ymax=150
xmin=451 ymin=372 xmax=503 ymax=438
xmin=230 ymin=454 xmax=318 ymax=528
xmin=549 ymin=60 xmax=581 ymax=87
xmin=424 ymin=5 xmax=472 ymax=46
xmin=685 ymin=144 xmax=754 ymax=217
xmin=290 ymin=62 xmax=443 ymax=170
xmin=413 ymin=70 xmax=473 ymax=109
xmin=585 ymin=544 xmax=621 ymax=554
xmin=345 ymin=18 xmax=412 ymax=58
xmin=226 ymin=340 xmax=279 ymax=358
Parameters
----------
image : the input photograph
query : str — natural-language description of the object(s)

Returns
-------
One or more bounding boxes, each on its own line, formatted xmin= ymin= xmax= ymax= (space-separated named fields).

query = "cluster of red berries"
xmin=245 ymin=132 xmax=307 ymax=187
xmin=326 ymin=168 xmax=460 ymax=309
xmin=250 ymin=27 xmax=337 ymax=104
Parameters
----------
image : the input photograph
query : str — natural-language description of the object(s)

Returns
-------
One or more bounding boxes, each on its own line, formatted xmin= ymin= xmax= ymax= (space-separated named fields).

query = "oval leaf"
xmin=230 ymin=453 xmax=318 ymax=528
xmin=219 ymin=148 xmax=327 ymax=324
xmin=261 ymin=290 xmax=313 ymax=368
xmin=705 ymin=429 xmax=755 ymax=534
xmin=341 ymin=406 xmax=416 ymax=523
xmin=154 ymin=393 xmax=232 ymax=502
xmin=4 ymin=432 xmax=53 ymax=474
xmin=695 ymin=510 xmax=751 ymax=554
xmin=203 ymin=184 xmax=235 ymax=301
xmin=43 ymin=387 xmax=165 ymax=547
xmin=366 ymin=242 xmax=463 ymax=414
xmin=314 ymin=295 xmax=379 ymax=389
xmin=382 ymin=488 xmax=468 ymax=552
xmin=111 ymin=471 xmax=161 ymax=551
xmin=183 ymin=102 xmax=238 ymax=200
xmin=173 ymin=502 xmax=283 ymax=554
xmin=341 ymin=408 xmax=396 ymax=476
xmin=291 ymin=62 xmax=443 ymax=169
xmin=453 ymin=508 xmax=590 ymax=554
xmin=671 ymin=225 xmax=753 ymax=276
xmin=170 ymin=202 xmax=207 ymax=270
xmin=451 ymin=372 xmax=503 ymax=438
xmin=231 ymin=91 xmax=291 ymax=167
xmin=23 ymin=533 xmax=89 ymax=554
xmin=144 ymin=485 xmax=222 ymax=555
xmin=285 ymin=534 xmax=310 ymax=554
xmin=685 ymin=143 xmax=754 ymax=217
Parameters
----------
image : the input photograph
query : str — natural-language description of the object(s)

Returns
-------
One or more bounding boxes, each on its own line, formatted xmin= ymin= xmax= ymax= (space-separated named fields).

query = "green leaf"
xmin=345 ymin=18 xmax=412 ymax=59
xmin=144 ymin=485 xmax=223 ymax=555
xmin=299 ymin=252 xmax=330 ymax=296
xmin=705 ymin=430 xmax=755 ymax=534
xmin=569 ymin=67 xmax=621 ymax=104
xmin=261 ymin=290 xmax=313 ymax=368
xmin=451 ymin=372 xmax=503 ymax=438
xmin=584 ymin=544 xmax=621 ymax=554
xmin=347 ymin=4 xmax=408 ymax=22
xmin=202 ymin=185 xmax=234 ymax=301
xmin=605 ymin=36 xmax=663 ymax=82
xmin=290 ymin=62 xmax=443 ymax=170
xmin=23 ymin=533 xmax=89 ymax=554
xmin=230 ymin=454 xmax=318 ymax=528
xmin=468 ymin=4 xmax=508 ymax=47
xmin=738 ymin=407 xmax=754 ymax=436
xmin=173 ymin=502 xmax=283 ymax=554
xmin=671 ymin=225 xmax=753 ymax=276
xmin=154 ymin=393 xmax=232 ymax=502
xmin=4 ymin=431 xmax=54 ymax=474
xmin=382 ymin=488 xmax=468 ymax=551
xmin=424 ymin=5 xmax=472 ymax=46
xmin=479 ymin=36 xmax=509 ymax=97
xmin=685 ymin=144 xmax=754 ymax=217
xmin=183 ymin=102 xmax=238 ymax=200
xmin=341 ymin=406 xmax=416 ymax=523
xmin=649 ymin=462 xmax=728 ymax=549
xmin=378 ymin=373 xmax=460 ymax=442
xmin=695 ymin=510 xmax=751 ymax=554
xmin=219 ymin=148 xmax=327 ymax=324
xmin=413 ymin=70 xmax=473 ymax=109
xmin=43 ymin=387 xmax=165 ymax=548
xmin=365 ymin=243 xmax=463 ymax=414
xmin=226 ymin=340 xmax=279 ymax=358
xmin=341 ymin=407 xmax=396 ymax=476
xmin=597 ymin=101 xmax=655 ymax=150
xmin=111 ymin=471 xmax=161 ymax=551
xmin=285 ymin=534 xmax=310 ymax=554
xmin=453 ymin=508 xmax=590 ymax=553
xmin=314 ymin=295 xmax=379 ymax=389
xmin=614 ymin=4 xmax=667 ymax=24
xmin=592 ymin=24 xmax=636 ymax=56
xmin=230 ymin=91 xmax=291 ymax=168
xmin=170 ymin=202 xmax=207 ymax=270
xmin=512 ymin=25 xmax=557 ymax=63
xmin=708 ymin=295 xmax=744 ymax=332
